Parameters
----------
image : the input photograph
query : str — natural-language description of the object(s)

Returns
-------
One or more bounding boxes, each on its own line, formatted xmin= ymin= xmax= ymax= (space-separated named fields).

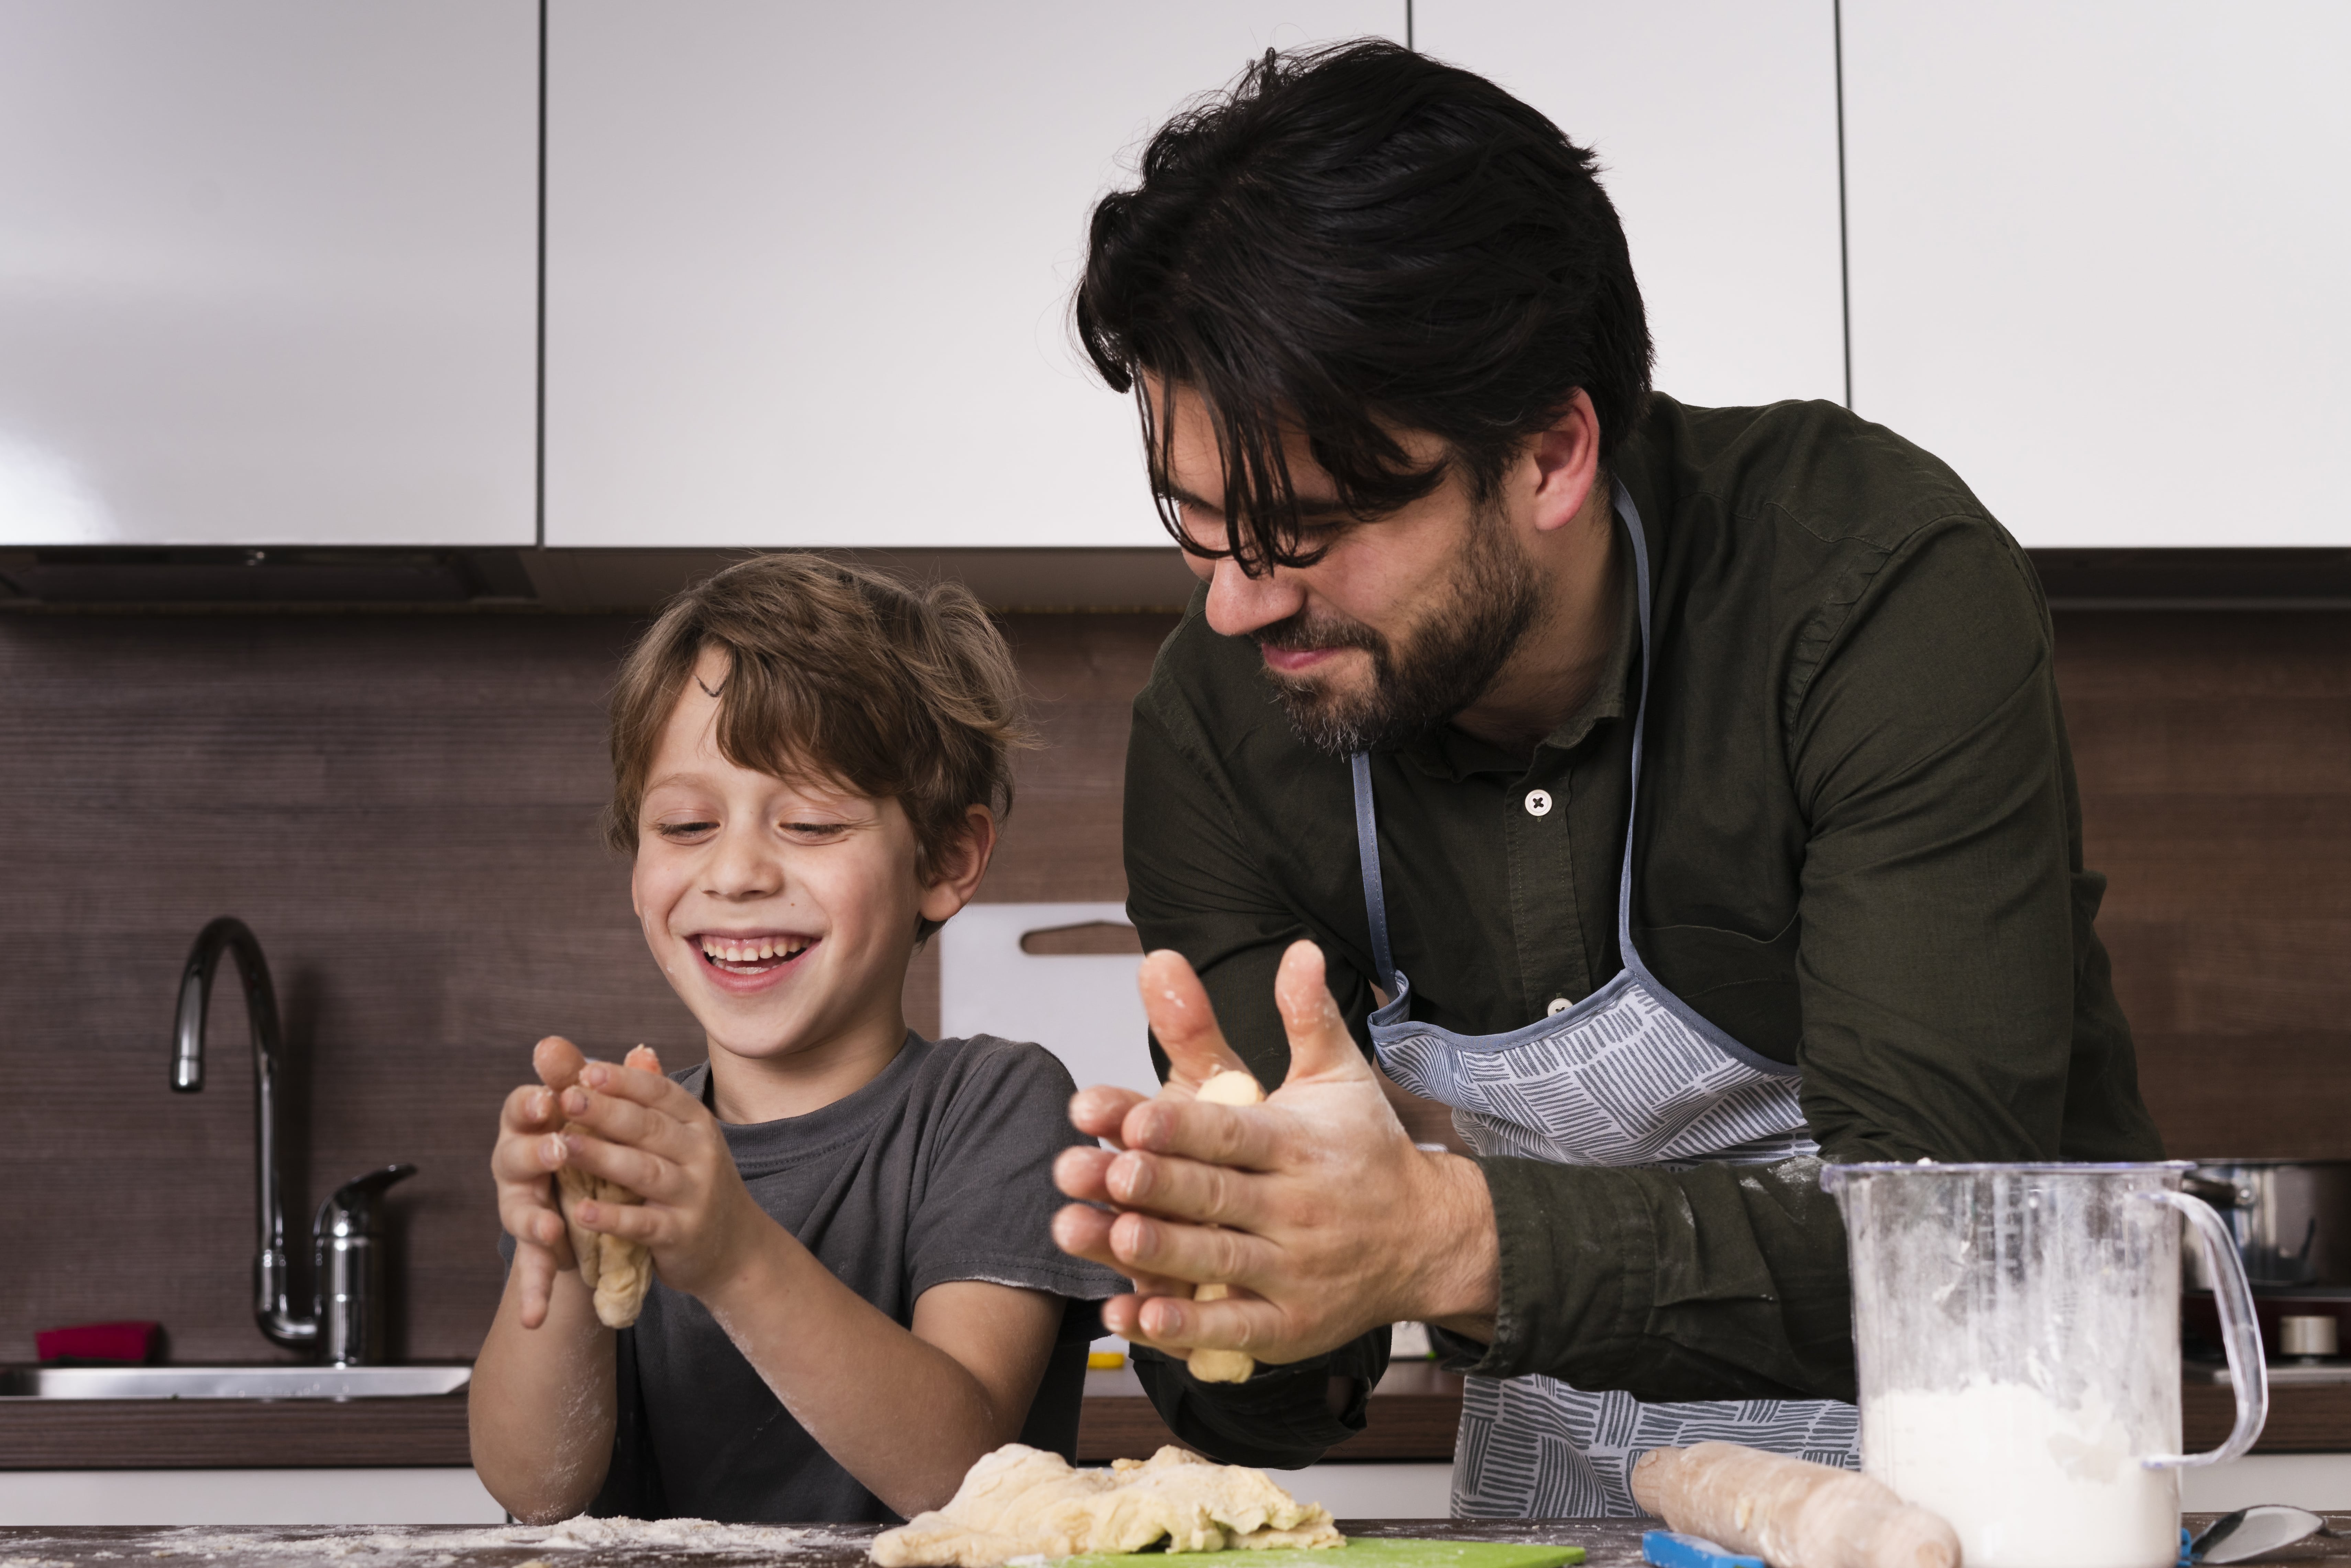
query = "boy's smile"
xmin=694 ymin=929 xmax=817 ymax=987
xmin=629 ymin=647 xmax=989 ymax=1119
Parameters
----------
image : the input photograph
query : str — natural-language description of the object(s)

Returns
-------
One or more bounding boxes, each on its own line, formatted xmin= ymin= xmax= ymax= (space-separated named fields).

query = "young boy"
xmin=472 ymin=557 xmax=1122 ymax=1525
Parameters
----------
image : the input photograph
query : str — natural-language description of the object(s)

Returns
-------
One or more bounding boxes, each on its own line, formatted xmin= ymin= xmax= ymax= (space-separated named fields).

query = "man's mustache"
xmin=1253 ymin=610 xmax=1386 ymax=660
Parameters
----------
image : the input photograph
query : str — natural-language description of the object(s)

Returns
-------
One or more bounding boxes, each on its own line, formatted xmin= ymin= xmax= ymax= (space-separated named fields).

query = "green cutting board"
xmin=1063 ymin=1540 xmax=1584 ymax=1568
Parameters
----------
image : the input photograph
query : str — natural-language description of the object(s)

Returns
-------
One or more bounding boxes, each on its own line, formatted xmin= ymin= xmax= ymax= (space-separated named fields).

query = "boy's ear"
xmin=917 ymin=805 xmax=997 ymax=926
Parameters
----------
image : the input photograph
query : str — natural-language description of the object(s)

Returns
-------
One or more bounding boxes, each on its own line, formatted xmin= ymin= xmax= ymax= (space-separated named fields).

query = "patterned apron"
xmin=1351 ymin=483 xmax=1858 ymax=1517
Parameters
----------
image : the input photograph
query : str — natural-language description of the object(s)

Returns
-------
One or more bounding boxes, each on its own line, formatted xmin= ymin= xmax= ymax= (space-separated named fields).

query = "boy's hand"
xmin=490 ymin=1035 xmax=592 ymax=1330
xmin=555 ymin=1058 xmax=770 ymax=1304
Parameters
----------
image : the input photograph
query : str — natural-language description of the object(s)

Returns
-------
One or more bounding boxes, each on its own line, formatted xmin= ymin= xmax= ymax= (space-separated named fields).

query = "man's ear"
xmin=1526 ymin=388 xmax=1603 ymax=537
xmin=917 ymin=804 xmax=999 ymax=926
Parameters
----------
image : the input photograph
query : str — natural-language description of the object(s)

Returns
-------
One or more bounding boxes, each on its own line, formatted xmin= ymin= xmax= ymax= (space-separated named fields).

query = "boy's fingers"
xmin=533 ymin=1035 xmax=588 ymax=1092
xmin=557 ymin=1084 xmax=687 ymax=1159
xmin=578 ymin=1057 xmax=696 ymax=1113
xmin=1137 ymin=950 xmax=1251 ymax=1094
xmin=560 ymin=1128 xmax=674 ymax=1200
xmin=514 ymin=1244 xmax=557 ymax=1330
xmin=1069 ymin=1085 xmax=1147 ymax=1144
xmin=490 ymin=1130 xmax=562 ymax=1187
xmin=497 ymin=1190 xmax=573 ymax=1265
xmin=575 ymin=1196 xmax=661 ymax=1244
xmin=499 ymin=1083 xmax=562 ymax=1138
xmin=1273 ymin=940 xmax=1375 ymax=1087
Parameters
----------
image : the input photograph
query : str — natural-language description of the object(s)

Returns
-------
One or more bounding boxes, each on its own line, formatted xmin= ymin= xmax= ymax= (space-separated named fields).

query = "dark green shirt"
xmin=1120 ymin=395 xmax=2163 ymax=1467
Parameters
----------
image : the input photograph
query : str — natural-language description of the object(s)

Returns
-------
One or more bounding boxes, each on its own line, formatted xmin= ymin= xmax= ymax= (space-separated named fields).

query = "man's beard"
xmin=1255 ymin=517 xmax=1544 ymax=758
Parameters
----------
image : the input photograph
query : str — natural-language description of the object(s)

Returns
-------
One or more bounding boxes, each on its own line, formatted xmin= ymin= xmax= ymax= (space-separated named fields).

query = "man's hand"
xmin=1052 ymin=940 xmax=1501 ymax=1367
xmin=553 ymin=1055 xmax=775 ymax=1306
xmin=489 ymin=1035 xmax=594 ymax=1330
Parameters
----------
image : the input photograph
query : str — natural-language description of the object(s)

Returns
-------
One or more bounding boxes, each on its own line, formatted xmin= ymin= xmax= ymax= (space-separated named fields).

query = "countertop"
xmin=3 ymin=1363 xmax=2347 ymax=1470
xmin=2 ymin=1519 xmax=2346 ymax=1568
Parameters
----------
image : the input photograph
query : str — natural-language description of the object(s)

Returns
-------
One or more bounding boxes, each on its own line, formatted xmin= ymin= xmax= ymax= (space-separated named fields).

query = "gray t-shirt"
xmin=582 ymin=1033 xmax=1123 ymax=1523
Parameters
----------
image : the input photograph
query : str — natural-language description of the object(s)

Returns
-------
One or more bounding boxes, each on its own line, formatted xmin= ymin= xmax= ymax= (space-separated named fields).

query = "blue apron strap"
xmin=1613 ymin=480 xmax=1655 ymax=959
xmin=1349 ymin=751 xmax=1397 ymax=987
xmin=1617 ymin=479 xmax=1655 ymax=964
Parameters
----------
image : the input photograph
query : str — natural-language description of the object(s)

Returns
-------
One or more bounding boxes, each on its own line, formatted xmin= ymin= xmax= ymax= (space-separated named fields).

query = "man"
xmin=1048 ymin=41 xmax=2162 ymax=1516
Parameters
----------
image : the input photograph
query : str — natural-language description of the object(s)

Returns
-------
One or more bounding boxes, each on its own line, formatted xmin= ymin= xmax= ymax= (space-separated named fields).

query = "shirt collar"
xmin=1401 ymin=522 xmax=1641 ymax=782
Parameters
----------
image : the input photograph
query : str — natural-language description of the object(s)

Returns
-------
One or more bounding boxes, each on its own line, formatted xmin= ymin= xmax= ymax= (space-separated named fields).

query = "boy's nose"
xmin=705 ymin=825 xmax=781 ymax=897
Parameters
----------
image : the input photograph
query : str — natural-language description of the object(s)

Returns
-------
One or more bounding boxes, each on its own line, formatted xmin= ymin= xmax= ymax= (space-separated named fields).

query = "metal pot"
xmin=2185 ymin=1160 xmax=2351 ymax=1290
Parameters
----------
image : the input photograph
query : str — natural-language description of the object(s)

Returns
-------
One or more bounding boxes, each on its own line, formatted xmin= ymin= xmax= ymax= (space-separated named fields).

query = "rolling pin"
xmin=1630 ymin=1442 xmax=1959 ymax=1568
xmin=1185 ymin=1068 xmax=1265 ymax=1384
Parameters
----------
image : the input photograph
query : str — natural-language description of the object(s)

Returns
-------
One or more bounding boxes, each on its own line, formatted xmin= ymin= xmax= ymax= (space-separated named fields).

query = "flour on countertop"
xmin=129 ymin=1519 xmax=855 ymax=1565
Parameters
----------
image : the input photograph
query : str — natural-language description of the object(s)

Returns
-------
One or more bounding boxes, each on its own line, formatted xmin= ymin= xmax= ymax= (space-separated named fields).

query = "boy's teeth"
xmin=699 ymin=937 xmax=808 ymax=964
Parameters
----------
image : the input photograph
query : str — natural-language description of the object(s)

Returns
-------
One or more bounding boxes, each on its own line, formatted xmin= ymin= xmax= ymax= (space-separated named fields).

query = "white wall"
xmin=1415 ymin=1 xmax=1847 ymax=411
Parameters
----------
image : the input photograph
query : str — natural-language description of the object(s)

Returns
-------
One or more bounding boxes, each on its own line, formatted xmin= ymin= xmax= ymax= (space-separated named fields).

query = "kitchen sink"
xmin=0 ymin=1363 xmax=470 ymax=1399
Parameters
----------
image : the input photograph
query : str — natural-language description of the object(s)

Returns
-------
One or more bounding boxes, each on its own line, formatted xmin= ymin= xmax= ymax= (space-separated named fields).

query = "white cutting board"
xmin=936 ymin=901 xmax=1158 ymax=1099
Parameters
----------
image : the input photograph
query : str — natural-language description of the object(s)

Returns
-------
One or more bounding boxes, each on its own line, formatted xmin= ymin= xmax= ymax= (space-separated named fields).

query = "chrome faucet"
xmin=169 ymin=917 xmax=415 ymax=1365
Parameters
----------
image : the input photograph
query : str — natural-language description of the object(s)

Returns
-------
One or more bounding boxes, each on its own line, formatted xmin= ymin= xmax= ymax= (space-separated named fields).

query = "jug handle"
xmin=2140 ymin=1187 xmax=2269 ymax=1468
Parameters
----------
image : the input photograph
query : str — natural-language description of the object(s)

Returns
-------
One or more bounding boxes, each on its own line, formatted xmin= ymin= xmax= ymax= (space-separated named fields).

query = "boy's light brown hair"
xmin=605 ymin=555 xmax=1030 ymax=929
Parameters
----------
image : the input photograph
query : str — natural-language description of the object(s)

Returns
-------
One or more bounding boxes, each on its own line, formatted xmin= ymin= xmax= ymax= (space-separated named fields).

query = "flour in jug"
xmin=1865 ymin=1380 xmax=2177 ymax=1568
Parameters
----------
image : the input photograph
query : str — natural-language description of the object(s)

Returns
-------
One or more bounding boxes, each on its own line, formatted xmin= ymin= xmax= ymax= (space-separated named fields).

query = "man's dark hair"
xmin=1076 ymin=40 xmax=1652 ymax=572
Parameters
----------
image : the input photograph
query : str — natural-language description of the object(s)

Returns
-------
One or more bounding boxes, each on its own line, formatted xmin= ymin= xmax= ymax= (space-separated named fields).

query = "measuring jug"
xmin=1820 ymin=1161 xmax=2266 ymax=1568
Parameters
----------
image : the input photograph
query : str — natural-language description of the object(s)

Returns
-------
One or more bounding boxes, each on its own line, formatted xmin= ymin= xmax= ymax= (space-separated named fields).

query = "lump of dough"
xmin=552 ymin=1045 xmax=663 ymax=1329
xmin=871 ymin=1444 xmax=1342 ymax=1568
xmin=1185 ymin=1070 xmax=1266 ymax=1385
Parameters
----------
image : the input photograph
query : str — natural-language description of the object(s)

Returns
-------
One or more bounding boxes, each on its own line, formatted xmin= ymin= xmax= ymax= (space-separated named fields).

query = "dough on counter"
xmin=871 ymin=1443 xmax=1343 ymax=1568
xmin=553 ymin=1045 xmax=663 ymax=1329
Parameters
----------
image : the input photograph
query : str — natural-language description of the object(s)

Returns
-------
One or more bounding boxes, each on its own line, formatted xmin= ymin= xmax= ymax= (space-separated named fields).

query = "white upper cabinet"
xmin=543 ymin=2 xmax=1404 ymax=550
xmin=1844 ymin=3 xmax=2351 ymax=548
xmin=0 ymin=2 xmax=540 ymax=548
xmin=1413 ymin=1 xmax=1846 ymax=411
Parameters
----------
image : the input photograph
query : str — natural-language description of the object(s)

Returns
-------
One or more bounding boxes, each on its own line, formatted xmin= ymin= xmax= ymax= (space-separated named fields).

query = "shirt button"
xmin=1546 ymin=997 xmax=1571 ymax=1016
xmin=1524 ymin=789 xmax=1553 ymax=817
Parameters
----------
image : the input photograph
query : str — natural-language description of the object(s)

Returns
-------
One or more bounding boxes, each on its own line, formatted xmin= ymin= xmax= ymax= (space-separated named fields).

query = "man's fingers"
xmin=1047 ymin=1205 xmax=1183 ymax=1294
xmin=1273 ymin=940 xmax=1375 ymax=1087
xmin=1102 ymin=1147 xmax=1260 ymax=1224
xmin=533 ymin=1035 xmax=588 ymax=1092
xmin=1105 ymin=1208 xmax=1273 ymax=1290
xmin=1131 ymin=1288 xmax=1286 ymax=1357
xmin=1069 ymin=1084 xmax=1146 ymax=1144
xmin=1119 ymin=1096 xmax=1282 ymax=1172
xmin=1138 ymin=950 xmax=1251 ymax=1094
xmin=1055 ymin=1144 xmax=1118 ymax=1204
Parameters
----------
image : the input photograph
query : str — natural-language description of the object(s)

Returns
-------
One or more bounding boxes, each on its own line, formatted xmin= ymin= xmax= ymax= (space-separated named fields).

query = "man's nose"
xmin=1202 ymin=554 xmax=1305 ymax=638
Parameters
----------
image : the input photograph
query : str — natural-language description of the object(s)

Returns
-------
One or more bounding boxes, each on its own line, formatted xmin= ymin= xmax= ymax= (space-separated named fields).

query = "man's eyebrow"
xmin=1157 ymin=482 xmax=1354 ymax=520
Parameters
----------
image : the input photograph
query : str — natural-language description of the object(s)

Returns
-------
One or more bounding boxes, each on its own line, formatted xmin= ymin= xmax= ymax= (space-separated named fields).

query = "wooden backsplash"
xmin=0 ymin=605 xmax=2343 ymax=1365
